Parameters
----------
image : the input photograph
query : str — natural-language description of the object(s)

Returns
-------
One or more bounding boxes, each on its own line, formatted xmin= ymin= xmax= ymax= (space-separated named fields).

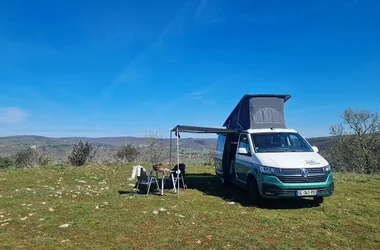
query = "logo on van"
xmin=301 ymin=169 xmax=309 ymax=177
xmin=305 ymin=160 xmax=320 ymax=165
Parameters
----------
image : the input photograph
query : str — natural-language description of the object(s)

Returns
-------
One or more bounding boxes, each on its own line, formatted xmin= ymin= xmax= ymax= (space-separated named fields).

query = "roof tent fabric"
xmin=223 ymin=94 xmax=291 ymax=130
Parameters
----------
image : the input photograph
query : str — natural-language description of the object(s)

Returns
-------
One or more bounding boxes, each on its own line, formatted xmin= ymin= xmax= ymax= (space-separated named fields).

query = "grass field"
xmin=1 ymin=164 xmax=380 ymax=249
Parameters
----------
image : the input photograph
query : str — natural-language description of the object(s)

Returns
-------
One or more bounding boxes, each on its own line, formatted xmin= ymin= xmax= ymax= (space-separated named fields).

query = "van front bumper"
xmin=260 ymin=173 xmax=334 ymax=198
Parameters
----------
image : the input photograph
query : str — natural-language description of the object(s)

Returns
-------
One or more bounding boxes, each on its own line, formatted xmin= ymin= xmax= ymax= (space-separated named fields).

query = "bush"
xmin=116 ymin=144 xmax=140 ymax=162
xmin=329 ymin=107 xmax=380 ymax=174
xmin=68 ymin=141 xmax=96 ymax=166
xmin=14 ymin=148 xmax=39 ymax=168
xmin=0 ymin=156 xmax=14 ymax=169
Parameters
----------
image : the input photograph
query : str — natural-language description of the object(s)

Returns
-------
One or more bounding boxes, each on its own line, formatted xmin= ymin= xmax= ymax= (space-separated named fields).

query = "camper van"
xmin=214 ymin=94 xmax=334 ymax=205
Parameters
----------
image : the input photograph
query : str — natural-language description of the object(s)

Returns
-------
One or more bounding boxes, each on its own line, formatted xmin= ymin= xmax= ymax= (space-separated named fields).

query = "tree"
xmin=14 ymin=148 xmax=39 ymax=168
xmin=14 ymin=148 xmax=49 ymax=168
xmin=145 ymin=131 xmax=167 ymax=164
xmin=116 ymin=144 xmax=140 ymax=162
xmin=68 ymin=141 xmax=96 ymax=166
xmin=206 ymin=146 xmax=216 ymax=166
xmin=329 ymin=107 xmax=380 ymax=174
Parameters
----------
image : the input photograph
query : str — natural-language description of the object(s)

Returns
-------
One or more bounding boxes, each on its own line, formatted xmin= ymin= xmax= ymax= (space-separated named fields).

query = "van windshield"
xmin=251 ymin=133 xmax=313 ymax=153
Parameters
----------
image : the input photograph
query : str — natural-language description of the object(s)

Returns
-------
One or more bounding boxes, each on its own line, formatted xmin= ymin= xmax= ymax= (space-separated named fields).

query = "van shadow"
xmin=185 ymin=173 xmax=321 ymax=209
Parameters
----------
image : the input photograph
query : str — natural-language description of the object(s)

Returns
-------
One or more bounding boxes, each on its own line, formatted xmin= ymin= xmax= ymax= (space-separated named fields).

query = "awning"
xmin=171 ymin=125 xmax=241 ymax=134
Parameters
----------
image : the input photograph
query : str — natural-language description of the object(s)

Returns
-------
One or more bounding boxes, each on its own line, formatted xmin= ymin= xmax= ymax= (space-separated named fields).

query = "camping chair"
xmin=170 ymin=163 xmax=186 ymax=189
xmin=135 ymin=168 xmax=160 ymax=195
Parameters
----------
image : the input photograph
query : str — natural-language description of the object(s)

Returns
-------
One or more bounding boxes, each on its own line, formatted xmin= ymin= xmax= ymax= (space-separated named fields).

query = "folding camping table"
xmin=147 ymin=169 xmax=176 ymax=196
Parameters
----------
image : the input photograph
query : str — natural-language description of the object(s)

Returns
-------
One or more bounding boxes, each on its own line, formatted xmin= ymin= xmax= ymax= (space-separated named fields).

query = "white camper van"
xmin=214 ymin=94 xmax=334 ymax=205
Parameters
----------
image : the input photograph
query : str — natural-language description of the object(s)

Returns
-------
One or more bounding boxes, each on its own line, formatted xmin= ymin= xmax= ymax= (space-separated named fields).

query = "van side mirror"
xmin=237 ymin=147 xmax=251 ymax=156
xmin=312 ymin=146 xmax=319 ymax=153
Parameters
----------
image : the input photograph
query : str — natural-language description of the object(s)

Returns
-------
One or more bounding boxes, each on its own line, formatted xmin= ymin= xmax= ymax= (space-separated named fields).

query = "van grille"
xmin=280 ymin=167 xmax=324 ymax=175
xmin=277 ymin=175 xmax=328 ymax=183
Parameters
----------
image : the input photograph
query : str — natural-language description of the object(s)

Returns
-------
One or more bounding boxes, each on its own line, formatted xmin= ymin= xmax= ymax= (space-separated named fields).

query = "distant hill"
xmin=0 ymin=135 xmax=218 ymax=157
xmin=306 ymin=136 xmax=337 ymax=152
xmin=0 ymin=134 xmax=336 ymax=152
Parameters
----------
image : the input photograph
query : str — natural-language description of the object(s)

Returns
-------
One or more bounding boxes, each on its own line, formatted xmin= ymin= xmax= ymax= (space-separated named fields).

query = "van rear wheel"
xmin=248 ymin=177 xmax=262 ymax=206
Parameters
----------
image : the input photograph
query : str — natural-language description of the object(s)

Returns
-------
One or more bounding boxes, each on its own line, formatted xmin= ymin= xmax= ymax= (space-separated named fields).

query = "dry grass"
xmin=1 ymin=164 xmax=380 ymax=249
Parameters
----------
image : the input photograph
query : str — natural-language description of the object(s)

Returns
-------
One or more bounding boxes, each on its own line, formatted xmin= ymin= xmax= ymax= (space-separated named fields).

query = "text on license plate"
xmin=296 ymin=190 xmax=317 ymax=196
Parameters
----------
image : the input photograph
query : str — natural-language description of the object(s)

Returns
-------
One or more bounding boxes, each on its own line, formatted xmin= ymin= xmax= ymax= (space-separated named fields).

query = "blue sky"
xmin=0 ymin=0 xmax=379 ymax=138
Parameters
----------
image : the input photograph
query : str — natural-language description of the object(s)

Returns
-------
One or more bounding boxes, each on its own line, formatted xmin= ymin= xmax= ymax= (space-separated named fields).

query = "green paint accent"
xmin=260 ymin=173 xmax=334 ymax=198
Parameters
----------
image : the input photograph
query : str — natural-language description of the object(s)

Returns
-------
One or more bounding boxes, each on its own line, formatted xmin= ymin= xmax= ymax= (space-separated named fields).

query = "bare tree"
xmin=328 ymin=107 xmax=380 ymax=174
xmin=207 ymin=146 xmax=216 ymax=166
xmin=144 ymin=131 xmax=167 ymax=164
xmin=14 ymin=147 xmax=49 ymax=168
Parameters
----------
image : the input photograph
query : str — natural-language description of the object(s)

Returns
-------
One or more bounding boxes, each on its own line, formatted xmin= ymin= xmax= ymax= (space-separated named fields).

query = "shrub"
xmin=68 ymin=141 xmax=96 ymax=166
xmin=13 ymin=148 xmax=50 ymax=168
xmin=0 ymin=156 xmax=14 ymax=169
xmin=116 ymin=144 xmax=140 ymax=162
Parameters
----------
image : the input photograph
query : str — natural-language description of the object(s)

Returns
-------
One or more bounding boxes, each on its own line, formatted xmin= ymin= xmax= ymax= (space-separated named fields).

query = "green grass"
xmin=1 ymin=164 xmax=380 ymax=249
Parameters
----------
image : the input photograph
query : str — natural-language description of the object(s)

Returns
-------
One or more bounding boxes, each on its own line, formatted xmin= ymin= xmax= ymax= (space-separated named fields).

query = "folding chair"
xmin=171 ymin=163 xmax=186 ymax=189
xmin=135 ymin=168 xmax=160 ymax=195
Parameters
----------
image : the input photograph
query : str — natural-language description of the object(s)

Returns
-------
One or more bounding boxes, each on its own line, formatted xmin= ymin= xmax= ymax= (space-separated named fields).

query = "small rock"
xmin=159 ymin=208 xmax=167 ymax=212
xmin=153 ymin=210 xmax=159 ymax=215
xmin=42 ymin=202 xmax=47 ymax=205
xmin=227 ymin=201 xmax=235 ymax=205
xmin=39 ymin=218 xmax=45 ymax=221
xmin=49 ymin=208 xmax=55 ymax=212
xmin=20 ymin=217 xmax=28 ymax=221
xmin=26 ymin=188 xmax=32 ymax=191
xmin=59 ymin=223 xmax=70 ymax=228
xmin=196 ymin=240 xmax=201 ymax=244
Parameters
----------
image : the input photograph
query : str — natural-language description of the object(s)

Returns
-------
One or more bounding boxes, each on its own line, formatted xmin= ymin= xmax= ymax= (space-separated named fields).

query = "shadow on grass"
xmin=185 ymin=173 xmax=321 ymax=209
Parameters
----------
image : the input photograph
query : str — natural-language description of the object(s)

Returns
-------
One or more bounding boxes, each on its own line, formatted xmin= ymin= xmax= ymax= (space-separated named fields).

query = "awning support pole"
xmin=169 ymin=131 xmax=172 ymax=166
xmin=176 ymin=126 xmax=180 ymax=198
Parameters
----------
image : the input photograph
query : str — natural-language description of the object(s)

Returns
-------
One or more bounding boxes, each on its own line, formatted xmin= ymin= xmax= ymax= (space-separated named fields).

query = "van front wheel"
xmin=220 ymin=176 xmax=229 ymax=186
xmin=248 ymin=178 xmax=262 ymax=206
xmin=313 ymin=196 xmax=324 ymax=205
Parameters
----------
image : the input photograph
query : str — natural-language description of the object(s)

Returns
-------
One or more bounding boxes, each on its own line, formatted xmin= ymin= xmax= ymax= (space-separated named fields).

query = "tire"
xmin=248 ymin=177 xmax=262 ymax=206
xmin=313 ymin=196 xmax=324 ymax=205
xmin=220 ymin=176 xmax=230 ymax=186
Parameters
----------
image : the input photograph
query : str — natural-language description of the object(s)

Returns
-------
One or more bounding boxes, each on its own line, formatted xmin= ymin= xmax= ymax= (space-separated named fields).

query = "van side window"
xmin=216 ymin=135 xmax=226 ymax=151
xmin=238 ymin=134 xmax=251 ymax=154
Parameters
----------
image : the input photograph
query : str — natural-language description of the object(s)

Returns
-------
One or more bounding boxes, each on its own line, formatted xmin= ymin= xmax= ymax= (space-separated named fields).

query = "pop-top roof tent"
xmin=223 ymin=94 xmax=291 ymax=130
xmin=169 ymin=94 xmax=291 ymax=197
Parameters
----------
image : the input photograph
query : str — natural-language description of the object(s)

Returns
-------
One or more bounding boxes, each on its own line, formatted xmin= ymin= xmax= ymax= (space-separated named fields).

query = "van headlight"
xmin=323 ymin=165 xmax=331 ymax=173
xmin=259 ymin=166 xmax=281 ymax=175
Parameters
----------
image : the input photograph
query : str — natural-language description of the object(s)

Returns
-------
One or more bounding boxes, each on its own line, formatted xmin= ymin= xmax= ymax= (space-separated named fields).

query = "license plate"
xmin=296 ymin=190 xmax=317 ymax=196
